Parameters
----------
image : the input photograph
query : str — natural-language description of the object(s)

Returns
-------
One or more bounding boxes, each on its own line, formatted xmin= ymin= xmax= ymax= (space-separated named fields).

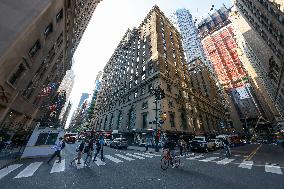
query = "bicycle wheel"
xmin=161 ymin=156 xmax=169 ymax=170
xmin=173 ymin=156 xmax=181 ymax=168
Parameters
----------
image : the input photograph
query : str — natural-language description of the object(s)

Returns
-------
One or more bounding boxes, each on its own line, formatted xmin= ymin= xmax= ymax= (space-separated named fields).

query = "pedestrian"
xmin=71 ymin=140 xmax=85 ymax=165
xmin=47 ymin=137 xmax=65 ymax=164
xmin=0 ymin=137 xmax=5 ymax=153
xmin=145 ymin=137 xmax=151 ymax=151
xmin=222 ymin=138 xmax=231 ymax=157
xmin=84 ymin=139 xmax=94 ymax=166
xmin=99 ymin=135 xmax=105 ymax=161
xmin=93 ymin=139 xmax=101 ymax=162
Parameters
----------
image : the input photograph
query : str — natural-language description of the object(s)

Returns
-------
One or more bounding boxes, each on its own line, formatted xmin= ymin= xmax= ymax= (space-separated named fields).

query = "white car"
xmin=210 ymin=139 xmax=223 ymax=149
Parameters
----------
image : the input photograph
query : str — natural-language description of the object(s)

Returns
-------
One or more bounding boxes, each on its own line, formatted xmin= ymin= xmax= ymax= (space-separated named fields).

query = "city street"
xmin=0 ymin=142 xmax=283 ymax=189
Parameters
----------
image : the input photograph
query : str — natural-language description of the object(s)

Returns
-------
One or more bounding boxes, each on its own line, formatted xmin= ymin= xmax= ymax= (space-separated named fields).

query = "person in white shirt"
xmin=47 ymin=137 xmax=65 ymax=164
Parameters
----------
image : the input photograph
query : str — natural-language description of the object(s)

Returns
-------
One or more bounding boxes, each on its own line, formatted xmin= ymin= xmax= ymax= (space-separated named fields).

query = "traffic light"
xmin=160 ymin=112 xmax=167 ymax=121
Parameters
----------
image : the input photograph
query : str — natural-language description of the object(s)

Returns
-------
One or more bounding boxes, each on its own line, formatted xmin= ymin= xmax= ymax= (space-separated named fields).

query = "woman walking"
xmin=71 ymin=140 xmax=85 ymax=165
xmin=84 ymin=139 xmax=94 ymax=166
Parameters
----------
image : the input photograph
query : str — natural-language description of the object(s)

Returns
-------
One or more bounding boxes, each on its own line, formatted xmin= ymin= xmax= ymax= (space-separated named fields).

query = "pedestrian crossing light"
xmin=162 ymin=112 xmax=167 ymax=121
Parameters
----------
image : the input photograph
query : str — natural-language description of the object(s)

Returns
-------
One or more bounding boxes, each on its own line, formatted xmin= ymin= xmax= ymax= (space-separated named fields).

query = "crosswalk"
xmin=0 ymin=151 xmax=283 ymax=181
xmin=0 ymin=152 xmax=160 ymax=180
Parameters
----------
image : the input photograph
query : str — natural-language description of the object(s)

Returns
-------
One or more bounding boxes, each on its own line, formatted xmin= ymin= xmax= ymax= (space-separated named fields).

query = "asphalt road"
xmin=0 ymin=142 xmax=283 ymax=189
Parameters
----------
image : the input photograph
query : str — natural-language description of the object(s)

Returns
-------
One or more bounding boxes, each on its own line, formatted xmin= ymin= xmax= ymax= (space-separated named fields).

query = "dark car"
xmin=66 ymin=136 xmax=76 ymax=144
xmin=190 ymin=136 xmax=216 ymax=152
xmin=110 ymin=138 xmax=128 ymax=149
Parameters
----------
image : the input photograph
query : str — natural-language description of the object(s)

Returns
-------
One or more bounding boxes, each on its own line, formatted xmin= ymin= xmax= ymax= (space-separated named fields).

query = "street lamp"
xmin=151 ymin=85 xmax=165 ymax=152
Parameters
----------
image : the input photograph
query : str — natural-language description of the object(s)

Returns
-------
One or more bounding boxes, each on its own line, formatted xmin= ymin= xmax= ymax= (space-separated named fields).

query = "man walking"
xmin=47 ymin=137 xmax=65 ymax=164
xmin=71 ymin=140 xmax=85 ymax=165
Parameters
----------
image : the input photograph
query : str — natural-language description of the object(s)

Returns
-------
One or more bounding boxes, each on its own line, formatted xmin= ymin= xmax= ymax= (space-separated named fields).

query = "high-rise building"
xmin=198 ymin=6 xmax=264 ymax=131
xmin=78 ymin=93 xmax=90 ymax=108
xmin=232 ymin=0 xmax=284 ymax=121
xmin=93 ymin=6 xmax=226 ymax=142
xmin=0 ymin=0 xmax=102 ymax=140
xmin=58 ymin=69 xmax=75 ymax=121
xmin=170 ymin=9 xmax=212 ymax=71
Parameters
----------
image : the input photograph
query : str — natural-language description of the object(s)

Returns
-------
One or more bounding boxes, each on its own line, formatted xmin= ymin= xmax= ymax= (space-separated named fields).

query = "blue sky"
xmin=66 ymin=0 xmax=232 ymax=128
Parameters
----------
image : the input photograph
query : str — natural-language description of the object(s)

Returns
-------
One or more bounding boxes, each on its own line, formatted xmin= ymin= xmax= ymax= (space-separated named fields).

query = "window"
xmin=142 ymin=113 xmax=148 ymax=129
xmin=141 ymin=86 xmax=146 ymax=95
xmin=29 ymin=40 xmax=41 ymax=57
xmin=148 ymin=83 xmax=153 ymax=92
xmin=8 ymin=64 xmax=26 ymax=85
xmin=169 ymin=113 xmax=175 ymax=127
xmin=142 ymin=101 xmax=148 ymax=109
xmin=134 ymin=89 xmax=138 ymax=98
xmin=44 ymin=23 xmax=53 ymax=38
xmin=168 ymin=100 xmax=174 ymax=108
xmin=56 ymin=9 xmax=64 ymax=22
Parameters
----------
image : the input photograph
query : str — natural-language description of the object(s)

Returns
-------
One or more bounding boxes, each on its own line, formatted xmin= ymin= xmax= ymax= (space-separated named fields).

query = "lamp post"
xmin=151 ymin=85 xmax=165 ymax=152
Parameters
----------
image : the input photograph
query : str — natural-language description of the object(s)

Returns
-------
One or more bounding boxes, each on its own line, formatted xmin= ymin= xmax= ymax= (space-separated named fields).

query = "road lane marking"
xmin=125 ymin=153 xmax=145 ymax=159
xmin=265 ymin=164 xmax=283 ymax=175
xmin=0 ymin=164 xmax=22 ymax=180
xmin=105 ymin=155 xmax=123 ymax=163
xmin=199 ymin=157 xmax=219 ymax=162
xmin=134 ymin=153 xmax=153 ymax=158
xmin=144 ymin=153 xmax=161 ymax=157
xmin=94 ymin=158 xmax=106 ymax=166
xmin=115 ymin=154 xmax=135 ymax=161
xmin=216 ymin=158 xmax=235 ymax=165
xmin=14 ymin=162 xmax=42 ymax=178
xmin=50 ymin=159 xmax=65 ymax=173
xmin=245 ymin=144 xmax=262 ymax=161
xmin=75 ymin=159 xmax=84 ymax=169
xmin=186 ymin=155 xmax=204 ymax=160
xmin=238 ymin=160 xmax=253 ymax=169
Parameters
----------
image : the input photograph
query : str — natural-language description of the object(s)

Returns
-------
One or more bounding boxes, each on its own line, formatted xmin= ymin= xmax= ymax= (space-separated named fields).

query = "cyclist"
xmin=163 ymin=139 xmax=176 ymax=167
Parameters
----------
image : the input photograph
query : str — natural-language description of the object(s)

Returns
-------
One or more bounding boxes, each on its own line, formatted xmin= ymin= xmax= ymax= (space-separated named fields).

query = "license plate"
xmin=194 ymin=147 xmax=197 ymax=149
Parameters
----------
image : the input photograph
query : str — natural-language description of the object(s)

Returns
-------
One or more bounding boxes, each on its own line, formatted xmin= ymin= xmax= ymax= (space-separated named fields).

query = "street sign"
xmin=159 ymin=120 xmax=164 ymax=124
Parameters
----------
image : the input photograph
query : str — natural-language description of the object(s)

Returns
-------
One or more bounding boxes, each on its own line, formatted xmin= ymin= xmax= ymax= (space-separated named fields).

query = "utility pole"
xmin=151 ymin=85 xmax=165 ymax=152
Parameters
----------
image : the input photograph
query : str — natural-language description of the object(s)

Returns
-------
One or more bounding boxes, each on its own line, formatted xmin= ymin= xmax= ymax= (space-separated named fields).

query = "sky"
xmin=66 ymin=0 xmax=232 ymax=128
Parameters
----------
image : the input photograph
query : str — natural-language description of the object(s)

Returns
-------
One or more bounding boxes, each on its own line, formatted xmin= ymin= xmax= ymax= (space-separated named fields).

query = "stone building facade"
xmin=233 ymin=0 xmax=284 ymax=121
xmin=0 ymin=0 xmax=101 ymax=140
xmin=93 ymin=6 xmax=226 ymax=139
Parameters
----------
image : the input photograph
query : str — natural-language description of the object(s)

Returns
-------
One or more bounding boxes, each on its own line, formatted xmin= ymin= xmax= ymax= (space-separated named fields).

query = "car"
xmin=104 ymin=139 xmax=112 ymax=146
xmin=65 ymin=136 xmax=76 ymax=144
xmin=210 ymin=139 xmax=223 ymax=149
xmin=110 ymin=138 xmax=128 ymax=149
xmin=190 ymin=136 xmax=216 ymax=152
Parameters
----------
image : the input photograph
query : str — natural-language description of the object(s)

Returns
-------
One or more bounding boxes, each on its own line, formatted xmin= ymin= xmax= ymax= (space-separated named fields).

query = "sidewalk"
xmin=128 ymin=146 xmax=161 ymax=153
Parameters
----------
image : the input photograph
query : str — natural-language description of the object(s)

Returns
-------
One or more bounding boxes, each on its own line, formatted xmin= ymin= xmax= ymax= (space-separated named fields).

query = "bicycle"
xmin=161 ymin=149 xmax=181 ymax=170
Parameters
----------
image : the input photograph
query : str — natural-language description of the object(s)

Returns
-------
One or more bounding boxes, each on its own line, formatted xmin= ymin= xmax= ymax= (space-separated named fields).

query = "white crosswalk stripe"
xmin=50 ymin=159 xmax=65 ymax=173
xmin=105 ymin=155 xmax=123 ymax=163
xmin=75 ymin=159 xmax=84 ymax=169
xmin=0 ymin=164 xmax=22 ymax=180
xmin=115 ymin=154 xmax=135 ymax=161
xmin=265 ymin=164 xmax=283 ymax=175
xmin=144 ymin=153 xmax=161 ymax=157
xmin=187 ymin=155 xmax=204 ymax=160
xmin=94 ymin=158 xmax=106 ymax=166
xmin=238 ymin=160 xmax=253 ymax=169
xmin=14 ymin=162 xmax=42 ymax=178
xmin=216 ymin=158 xmax=234 ymax=165
xmin=199 ymin=157 xmax=219 ymax=162
xmin=125 ymin=153 xmax=145 ymax=159
xmin=134 ymin=153 xmax=153 ymax=158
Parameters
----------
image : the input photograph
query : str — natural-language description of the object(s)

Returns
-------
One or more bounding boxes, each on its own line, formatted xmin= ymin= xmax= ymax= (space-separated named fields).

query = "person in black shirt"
xmin=84 ymin=139 xmax=94 ymax=166
xmin=71 ymin=140 xmax=85 ymax=165
xmin=93 ymin=139 xmax=101 ymax=162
